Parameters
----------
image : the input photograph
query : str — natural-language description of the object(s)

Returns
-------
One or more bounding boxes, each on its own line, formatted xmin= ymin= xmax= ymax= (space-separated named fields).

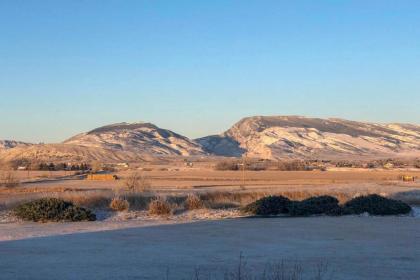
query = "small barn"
xmin=402 ymin=175 xmax=416 ymax=182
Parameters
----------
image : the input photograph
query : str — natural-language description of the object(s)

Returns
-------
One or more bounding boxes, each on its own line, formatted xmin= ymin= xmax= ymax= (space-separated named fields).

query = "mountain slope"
xmin=63 ymin=122 xmax=204 ymax=157
xmin=0 ymin=122 xmax=205 ymax=163
xmin=197 ymin=116 xmax=420 ymax=159
xmin=0 ymin=140 xmax=32 ymax=150
xmin=0 ymin=144 xmax=142 ymax=163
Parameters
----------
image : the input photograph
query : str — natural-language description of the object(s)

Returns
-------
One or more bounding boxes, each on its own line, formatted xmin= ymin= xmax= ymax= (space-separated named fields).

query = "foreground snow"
xmin=0 ymin=209 xmax=241 ymax=241
xmin=1 ymin=206 xmax=419 ymax=242
xmin=1 ymin=216 xmax=420 ymax=279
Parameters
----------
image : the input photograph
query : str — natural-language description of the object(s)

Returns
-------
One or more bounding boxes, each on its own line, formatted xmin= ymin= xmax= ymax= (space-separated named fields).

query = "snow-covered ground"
xmin=0 ymin=209 xmax=241 ymax=241
xmin=1 ymin=216 xmax=420 ymax=279
xmin=1 ymin=206 xmax=419 ymax=241
xmin=411 ymin=206 xmax=420 ymax=218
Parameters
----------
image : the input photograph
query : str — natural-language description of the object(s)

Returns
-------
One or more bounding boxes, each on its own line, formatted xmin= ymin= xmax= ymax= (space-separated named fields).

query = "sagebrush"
xmin=148 ymin=197 xmax=172 ymax=216
xmin=109 ymin=197 xmax=130 ymax=211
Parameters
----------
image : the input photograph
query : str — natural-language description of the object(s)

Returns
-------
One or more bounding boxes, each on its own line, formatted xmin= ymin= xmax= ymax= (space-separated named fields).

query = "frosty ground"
xmin=1 ymin=216 xmax=420 ymax=280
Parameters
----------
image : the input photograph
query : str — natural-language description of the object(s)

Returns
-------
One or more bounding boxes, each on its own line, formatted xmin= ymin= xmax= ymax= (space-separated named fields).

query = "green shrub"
xmin=242 ymin=196 xmax=291 ymax=216
xmin=14 ymin=198 xmax=96 ymax=222
xmin=344 ymin=194 xmax=412 ymax=215
xmin=61 ymin=206 xmax=97 ymax=221
xmin=289 ymin=196 xmax=342 ymax=216
xmin=324 ymin=206 xmax=351 ymax=216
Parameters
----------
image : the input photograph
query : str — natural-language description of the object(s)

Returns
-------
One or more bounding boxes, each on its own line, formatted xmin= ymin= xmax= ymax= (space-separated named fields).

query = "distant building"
xmin=86 ymin=174 xmax=119 ymax=181
xmin=117 ymin=163 xmax=129 ymax=168
xmin=402 ymin=175 xmax=415 ymax=182
xmin=383 ymin=162 xmax=394 ymax=169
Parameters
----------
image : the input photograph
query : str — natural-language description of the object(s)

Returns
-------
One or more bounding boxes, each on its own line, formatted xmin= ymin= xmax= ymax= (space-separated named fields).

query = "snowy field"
xmin=1 ymin=216 xmax=419 ymax=280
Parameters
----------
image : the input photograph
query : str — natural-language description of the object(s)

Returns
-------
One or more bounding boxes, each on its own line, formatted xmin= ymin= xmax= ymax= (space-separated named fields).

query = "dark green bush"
xmin=324 ymin=205 xmax=353 ymax=216
xmin=344 ymin=194 xmax=412 ymax=216
xmin=14 ymin=198 xmax=96 ymax=222
xmin=242 ymin=196 xmax=291 ymax=215
xmin=289 ymin=196 xmax=343 ymax=216
xmin=243 ymin=193 xmax=412 ymax=217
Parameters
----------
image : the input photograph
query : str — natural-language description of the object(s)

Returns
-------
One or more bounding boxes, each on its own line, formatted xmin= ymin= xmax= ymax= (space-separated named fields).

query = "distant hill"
xmin=0 ymin=140 xmax=32 ymax=150
xmin=0 ymin=122 xmax=205 ymax=163
xmin=0 ymin=143 xmax=140 ymax=163
xmin=63 ymin=122 xmax=204 ymax=157
xmin=197 ymin=116 xmax=420 ymax=159
xmin=2 ymin=117 xmax=419 ymax=164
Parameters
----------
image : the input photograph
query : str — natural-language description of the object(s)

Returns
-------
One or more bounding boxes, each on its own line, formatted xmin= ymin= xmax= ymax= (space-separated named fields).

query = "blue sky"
xmin=1 ymin=0 xmax=419 ymax=143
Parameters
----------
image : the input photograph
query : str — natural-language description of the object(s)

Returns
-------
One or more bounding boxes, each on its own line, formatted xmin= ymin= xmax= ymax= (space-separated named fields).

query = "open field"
xmin=1 ymin=168 xmax=420 ymax=209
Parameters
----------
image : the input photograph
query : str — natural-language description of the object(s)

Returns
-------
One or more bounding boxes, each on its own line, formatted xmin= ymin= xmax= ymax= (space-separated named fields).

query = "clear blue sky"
xmin=1 ymin=0 xmax=419 ymax=143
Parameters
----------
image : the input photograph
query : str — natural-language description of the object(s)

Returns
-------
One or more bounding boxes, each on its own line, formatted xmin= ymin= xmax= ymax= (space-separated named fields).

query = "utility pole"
xmin=241 ymin=154 xmax=246 ymax=187
xmin=240 ymin=132 xmax=252 ymax=188
xmin=240 ymin=129 xmax=257 ymax=188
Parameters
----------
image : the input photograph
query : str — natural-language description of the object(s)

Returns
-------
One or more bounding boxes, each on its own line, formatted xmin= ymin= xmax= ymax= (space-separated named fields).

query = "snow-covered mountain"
xmin=197 ymin=116 xmax=420 ymax=159
xmin=0 ymin=122 xmax=205 ymax=163
xmin=63 ymin=122 xmax=205 ymax=157
xmin=2 ymin=117 xmax=419 ymax=163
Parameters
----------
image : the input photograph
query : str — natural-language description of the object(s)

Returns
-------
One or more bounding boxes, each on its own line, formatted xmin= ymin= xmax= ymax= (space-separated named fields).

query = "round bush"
xmin=148 ymin=198 xmax=172 ymax=216
xmin=242 ymin=196 xmax=291 ymax=216
xmin=185 ymin=194 xmax=204 ymax=210
xmin=14 ymin=198 xmax=96 ymax=222
xmin=110 ymin=197 xmax=130 ymax=212
xmin=344 ymin=194 xmax=412 ymax=215
xmin=289 ymin=196 xmax=342 ymax=216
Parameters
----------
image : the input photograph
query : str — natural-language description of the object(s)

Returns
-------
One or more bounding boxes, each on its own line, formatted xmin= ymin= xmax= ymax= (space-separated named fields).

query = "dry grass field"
xmin=1 ymin=166 xmax=420 ymax=210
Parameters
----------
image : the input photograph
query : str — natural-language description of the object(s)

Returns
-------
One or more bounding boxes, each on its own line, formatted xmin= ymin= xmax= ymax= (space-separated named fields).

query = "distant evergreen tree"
xmin=48 ymin=163 xmax=55 ymax=171
xmin=55 ymin=163 xmax=68 ymax=170
xmin=38 ymin=163 xmax=49 ymax=171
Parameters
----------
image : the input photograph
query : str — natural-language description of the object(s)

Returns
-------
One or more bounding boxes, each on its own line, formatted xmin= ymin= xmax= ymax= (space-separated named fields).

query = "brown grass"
xmin=62 ymin=192 xmax=111 ymax=209
xmin=185 ymin=194 xmax=204 ymax=210
xmin=199 ymin=191 xmax=271 ymax=209
xmin=148 ymin=197 xmax=172 ymax=216
xmin=122 ymin=172 xmax=151 ymax=192
xmin=0 ymin=172 xmax=20 ymax=189
xmin=198 ymin=189 xmax=373 ymax=209
xmin=2 ymin=177 xmax=418 ymax=215
xmin=109 ymin=197 xmax=130 ymax=211
xmin=0 ymin=189 xmax=112 ymax=210
xmin=125 ymin=193 xmax=153 ymax=210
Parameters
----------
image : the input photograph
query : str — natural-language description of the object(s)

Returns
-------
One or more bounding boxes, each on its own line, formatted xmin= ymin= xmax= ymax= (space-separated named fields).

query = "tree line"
xmin=37 ymin=162 xmax=91 ymax=171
